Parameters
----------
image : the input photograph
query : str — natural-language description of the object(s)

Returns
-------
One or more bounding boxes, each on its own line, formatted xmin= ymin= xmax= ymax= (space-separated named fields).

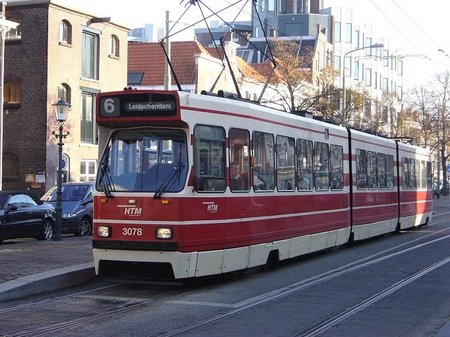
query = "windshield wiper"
xmin=99 ymin=162 xmax=115 ymax=198
xmin=153 ymin=161 xmax=185 ymax=199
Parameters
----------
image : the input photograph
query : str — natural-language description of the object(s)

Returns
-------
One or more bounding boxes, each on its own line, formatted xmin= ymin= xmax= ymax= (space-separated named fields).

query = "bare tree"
xmin=266 ymin=40 xmax=315 ymax=112
xmin=432 ymin=71 xmax=450 ymax=195
xmin=407 ymin=86 xmax=435 ymax=147
xmin=339 ymin=86 xmax=370 ymax=127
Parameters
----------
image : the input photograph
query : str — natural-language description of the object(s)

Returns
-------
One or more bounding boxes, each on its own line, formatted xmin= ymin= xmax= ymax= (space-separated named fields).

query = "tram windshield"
xmin=97 ymin=128 xmax=188 ymax=195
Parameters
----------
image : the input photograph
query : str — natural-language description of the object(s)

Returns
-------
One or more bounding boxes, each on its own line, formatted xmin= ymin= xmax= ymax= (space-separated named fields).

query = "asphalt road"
xmin=0 ymin=196 xmax=449 ymax=337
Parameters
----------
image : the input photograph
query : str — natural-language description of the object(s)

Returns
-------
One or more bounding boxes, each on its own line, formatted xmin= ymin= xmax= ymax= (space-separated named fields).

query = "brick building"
xmin=4 ymin=0 xmax=128 ymax=195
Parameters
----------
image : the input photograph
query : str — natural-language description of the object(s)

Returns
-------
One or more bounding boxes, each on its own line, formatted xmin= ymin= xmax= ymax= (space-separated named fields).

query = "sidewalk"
xmin=0 ymin=235 xmax=94 ymax=302
xmin=0 ymin=194 xmax=449 ymax=303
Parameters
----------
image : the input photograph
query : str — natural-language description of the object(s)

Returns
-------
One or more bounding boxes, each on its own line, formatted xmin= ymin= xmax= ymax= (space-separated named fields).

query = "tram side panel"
xmin=349 ymin=130 xmax=399 ymax=241
xmin=397 ymin=142 xmax=433 ymax=229
xmin=179 ymin=96 xmax=353 ymax=276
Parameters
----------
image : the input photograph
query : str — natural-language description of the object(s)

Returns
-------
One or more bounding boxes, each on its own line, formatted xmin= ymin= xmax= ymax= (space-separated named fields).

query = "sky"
xmin=54 ymin=0 xmax=450 ymax=89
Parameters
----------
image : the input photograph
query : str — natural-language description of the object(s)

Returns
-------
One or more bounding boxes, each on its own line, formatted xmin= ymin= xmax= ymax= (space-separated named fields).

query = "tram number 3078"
xmin=122 ymin=227 xmax=143 ymax=236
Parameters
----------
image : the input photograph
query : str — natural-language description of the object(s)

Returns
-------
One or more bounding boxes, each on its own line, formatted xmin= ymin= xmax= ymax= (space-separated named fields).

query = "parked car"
xmin=0 ymin=191 xmax=55 ymax=242
xmin=41 ymin=182 xmax=93 ymax=236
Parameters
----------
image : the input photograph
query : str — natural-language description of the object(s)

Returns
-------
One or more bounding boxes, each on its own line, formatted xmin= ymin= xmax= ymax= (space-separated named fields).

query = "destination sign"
xmin=99 ymin=92 xmax=178 ymax=118
xmin=125 ymin=102 xmax=175 ymax=112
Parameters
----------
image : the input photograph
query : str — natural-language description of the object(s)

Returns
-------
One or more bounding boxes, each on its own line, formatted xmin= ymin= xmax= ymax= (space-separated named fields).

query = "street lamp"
xmin=52 ymin=99 xmax=70 ymax=241
xmin=341 ymin=43 xmax=384 ymax=114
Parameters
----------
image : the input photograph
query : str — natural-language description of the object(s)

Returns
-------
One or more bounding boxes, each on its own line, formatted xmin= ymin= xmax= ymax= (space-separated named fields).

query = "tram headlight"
xmin=97 ymin=225 xmax=112 ymax=238
xmin=156 ymin=227 xmax=172 ymax=239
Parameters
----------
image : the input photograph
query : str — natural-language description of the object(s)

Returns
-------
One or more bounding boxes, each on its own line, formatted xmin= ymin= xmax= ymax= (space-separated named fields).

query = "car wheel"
xmin=76 ymin=217 xmax=92 ymax=236
xmin=40 ymin=219 xmax=54 ymax=240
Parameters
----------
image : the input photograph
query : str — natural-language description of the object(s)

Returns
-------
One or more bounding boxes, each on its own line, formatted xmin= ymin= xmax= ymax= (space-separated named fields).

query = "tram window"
xmin=415 ymin=159 xmax=421 ymax=189
xmin=426 ymin=161 xmax=432 ymax=189
xmin=367 ymin=151 xmax=377 ymax=189
xmin=229 ymin=128 xmax=250 ymax=192
xmin=409 ymin=158 xmax=417 ymax=189
xmin=420 ymin=160 xmax=427 ymax=189
xmin=402 ymin=157 xmax=410 ymax=189
xmin=314 ymin=142 xmax=329 ymax=191
xmin=194 ymin=125 xmax=226 ymax=192
xmin=276 ymin=135 xmax=295 ymax=191
xmin=297 ymin=139 xmax=313 ymax=191
xmin=356 ymin=149 xmax=367 ymax=189
xmin=377 ymin=153 xmax=386 ymax=189
xmin=386 ymin=154 xmax=394 ymax=189
xmin=253 ymin=131 xmax=275 ymax=191
xmin=330 ymin=145 xmax=343 ymax=190
xmin=98 ymin=129 xmax=188 ymax=193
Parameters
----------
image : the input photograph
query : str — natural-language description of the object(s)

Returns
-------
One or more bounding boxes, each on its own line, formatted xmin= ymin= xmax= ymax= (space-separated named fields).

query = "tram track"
xmin=160 ymin=230 xmax=450 ymax=336
xmin=297 ymin=256 xmax=450 ymax=337
xmin=2 ymin=224 xmax=449 ymax=337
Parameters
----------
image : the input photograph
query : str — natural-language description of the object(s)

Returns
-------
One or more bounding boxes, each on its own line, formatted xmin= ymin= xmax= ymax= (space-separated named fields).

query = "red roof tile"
xmin=128 ymin=41 xmax=209 ymax=86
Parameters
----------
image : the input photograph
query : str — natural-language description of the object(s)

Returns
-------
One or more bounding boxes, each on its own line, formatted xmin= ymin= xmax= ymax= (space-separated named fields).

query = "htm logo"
xmin=207 ymin=204 xmax=218 ymax=212
xmin=124 ymin=207 xmax=142 ymax=216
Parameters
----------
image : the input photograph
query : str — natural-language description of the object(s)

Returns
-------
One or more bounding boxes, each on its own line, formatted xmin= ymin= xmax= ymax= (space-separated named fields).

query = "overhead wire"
xmin=367 ymin=0 xmax=427 ymax=55
xmin=389 ymin=0 xmax=440 ymax=51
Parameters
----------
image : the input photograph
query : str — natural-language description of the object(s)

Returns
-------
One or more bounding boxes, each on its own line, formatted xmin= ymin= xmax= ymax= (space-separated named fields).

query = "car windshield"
xmin=96 ymin=128 xmax=188 ymax=193
xmin=42 ymin=185 xmax=90 ymax=202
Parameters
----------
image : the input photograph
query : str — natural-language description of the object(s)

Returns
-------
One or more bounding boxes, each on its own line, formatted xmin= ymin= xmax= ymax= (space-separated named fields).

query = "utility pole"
xmin=164 ymin=10 xmax=171 ymax=90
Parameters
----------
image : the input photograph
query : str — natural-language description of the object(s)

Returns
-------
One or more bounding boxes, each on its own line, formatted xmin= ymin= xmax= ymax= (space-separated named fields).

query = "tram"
xmin=92 ymin=89 xmax=433 ymax=279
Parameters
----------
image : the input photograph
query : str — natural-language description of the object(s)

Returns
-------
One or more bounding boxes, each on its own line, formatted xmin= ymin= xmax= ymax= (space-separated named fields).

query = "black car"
xmin=0 ymin=191 xmax=55 ymax=242
xmin=41 ymin=182 xmax=93 ymax=236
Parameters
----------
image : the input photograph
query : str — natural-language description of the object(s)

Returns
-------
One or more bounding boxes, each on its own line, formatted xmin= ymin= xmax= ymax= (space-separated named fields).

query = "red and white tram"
xmin=92 ymin=89 xmax=433 ymax=279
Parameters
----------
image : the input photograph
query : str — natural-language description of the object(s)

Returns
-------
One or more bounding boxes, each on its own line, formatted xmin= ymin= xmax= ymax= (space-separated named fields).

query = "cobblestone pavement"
xmin=0 ymin=235 xmax=92 ymax=284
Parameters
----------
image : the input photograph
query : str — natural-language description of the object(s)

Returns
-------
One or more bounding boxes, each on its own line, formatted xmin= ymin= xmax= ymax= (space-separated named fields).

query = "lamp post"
xmin=52 ymin=99 xmax=70 ymax=241
xmin=341 ymin=43 xmax=384 ymax=114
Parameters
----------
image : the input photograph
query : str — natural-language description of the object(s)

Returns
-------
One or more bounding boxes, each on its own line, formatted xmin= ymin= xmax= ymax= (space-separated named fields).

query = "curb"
xmin=0 ymin=262 xmax=95 ymax=302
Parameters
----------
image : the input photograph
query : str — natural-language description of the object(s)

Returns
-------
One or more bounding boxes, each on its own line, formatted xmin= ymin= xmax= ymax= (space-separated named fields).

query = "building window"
xmin=80 ymin=160 xmax=96 ymax=181
xmin=58 ymin=83 xmax=71 ymax=103
xmin=82 ymin=30 xmax=99 ymax=80
xmin=365 ymin=37 xmax=372 ymax=55
xmin=354 ymin=30 xmax=360 ymax=49
xmin=397 ymin=59 xmax=403 ymax=76
xmin=382 ymin=77 xmax=388 ymax=91
xmin=4 ymin=81 xmax=21 ymax=105
xmin=278 ymin=0 xmax=287 ymax=14
xmin=335 ymin=55 xmax=341 ymax=72
xmin=397 ymin=86 xmax=403 ymax=100
xmin=109 ymin=35 xmax=119 ymax=57
xmin=365 ymin=68 xmax=372 ymax=86
xmin=345 ymin=23 xmax=352 ymax=43
xmin=383 ymin=50 xmax=389 ymax=66
xmin=81 ymin=91 xmax=97 ymax=144
xmin=354 ymin=60 xmax=359 ymax=80
xmin=334 ymin=21 xmax=341 ymax=43
xmin=59 ymin=20 xmax=72 ymax=45
xmin=344 ymin=56 xmax=351 ymax=77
